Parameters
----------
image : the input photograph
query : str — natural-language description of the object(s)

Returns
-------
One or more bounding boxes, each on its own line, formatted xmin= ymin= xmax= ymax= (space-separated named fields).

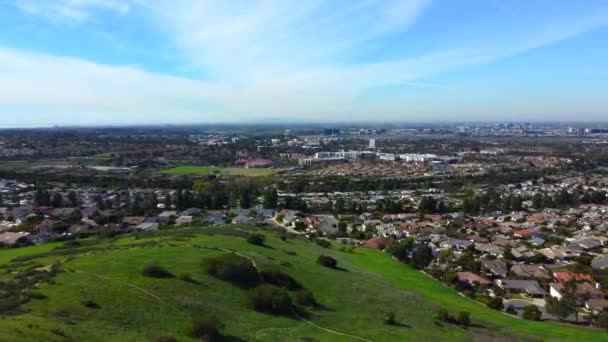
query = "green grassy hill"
xmin=161 ymin=166 xmax=276 ymax=177
xmin=0 ymin=226 xmax=606 ymax=341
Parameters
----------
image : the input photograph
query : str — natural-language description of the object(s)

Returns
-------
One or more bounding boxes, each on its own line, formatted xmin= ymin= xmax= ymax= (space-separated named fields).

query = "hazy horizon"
xmin=1 ymin=0 xmax=607 ymax=126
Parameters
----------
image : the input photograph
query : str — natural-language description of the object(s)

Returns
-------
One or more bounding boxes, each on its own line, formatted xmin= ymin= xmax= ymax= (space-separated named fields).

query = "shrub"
xmin=434 ymin=308 xmax=450 ymax=323
xmin=81 ymin=300 xmax=101 ymax=309
xmin=156 ymin=335 xmax=177 ymax=342
xmin=142 ymin=264 xmax=173 ymax=278
xmin=384 ymin=312 xmax=396 ymax=325
xmin=260 ymin=269 xmax=301 ymax=290
xmin=505 ymin=305 xmax=517 ymax=315
xmin=317 ymin=254 xmax=338 ymax=268
xmin=457 ymin=311 xmax=470 ymax=327
xmin=178 ymin=273 xmax=195 ymax=283
xmin=295 ymin=290 xmax=317 ymax=306
xmin=522 ymin=305 xmax=542 ymax=321
xmin=315 ymin=239 xmax=332 ymax=248
xmin=248 ymin=285 xmax=292 ymax=315
xmin=203 ymin=253 xmax=260 ymax=286
xmin=487 ymin=297 xmax=504 ymax=310
xmin=189 ymin=316 xmax=225 ymax=341
xmin=247 ymin=233 xmax=266 ymax=246
xmin=597 ymin=312 xmax=608 ymax=330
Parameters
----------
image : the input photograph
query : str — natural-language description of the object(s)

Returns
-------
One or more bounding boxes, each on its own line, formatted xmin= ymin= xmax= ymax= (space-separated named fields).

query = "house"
xmin=441 ymin=239 xmax=474 ymax=251
xmin=203 ymin=212 xmax=227 ymax=225
xmin=480 ymin=258 xmax=508 ymax=278
xmin=552 ymin=272 xmax=592 ymax=283
xmin=122 ymin=216 xmax=146 ymax=227
xmin=0 ymin=231 xmax=28 ymax=246
xmin=528 ymin=237 xmax=546 ymax=246
xmin=277 ymin=209 xmax=301 ymax=226
xmin=592 ymin=254 xmax=608 ymax=270
xmin=549 ymin=282 xmax=603 ymax=300
xmin=510 ymin=264 xmax=551 ymax=280
xmin=496 ymin=279 xmax=546 ymax=298
xmin=364 ymin=236 xmax=396 ymax=250
xmin=175 ymin=216 xmax=193 ymax=226
xmin=511 ymin=246 xmax=535 ymax=260
xmin=586 ymin=298 xmax=608 ymax=314
xmin=50 ymin=207 xmax=80 ymax=219
xmin=457 ymin=271 xmax=491 ymax=286
xmin=475 ymin=243 xmax=504 ymax=257
xmin=180 ymin=208 xmax=202 ymax=217
xmin=135 ymin=222 xmax=159 ymax=230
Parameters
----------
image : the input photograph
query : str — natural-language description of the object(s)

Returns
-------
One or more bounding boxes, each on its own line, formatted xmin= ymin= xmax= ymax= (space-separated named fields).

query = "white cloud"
xmin=14 ymin=0 xmax=131 ymax=22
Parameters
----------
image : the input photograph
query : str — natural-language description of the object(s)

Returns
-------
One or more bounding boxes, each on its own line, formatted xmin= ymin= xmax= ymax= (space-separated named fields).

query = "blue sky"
xmin=0 ymin=0 xmax=607 ymax=127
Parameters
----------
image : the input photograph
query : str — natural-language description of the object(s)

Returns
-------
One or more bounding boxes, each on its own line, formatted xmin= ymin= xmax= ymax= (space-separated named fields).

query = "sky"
xmin=0 ymin=0 xmax=607 ymax=127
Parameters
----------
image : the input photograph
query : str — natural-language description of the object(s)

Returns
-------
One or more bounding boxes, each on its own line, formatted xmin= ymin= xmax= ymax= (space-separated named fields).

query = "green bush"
xmin=247 ymin=233 xmax=266 ymax=246
xmin=434 ymin=308 xmax=450 ymax=323
xmin=248 ymin=285 xmax=292 ymax=315
xmin=142 ymin=264 xmax=173 ymax=278
xmin=487 ymin=297 xmax=504 ymax=310
xmin=295 ymin=290 xmax=317 ymax=306
xmin=178 ymin=272 xmax=195 ymax=283
xmin=81 ymin=300 xmax=101 ymax=309
xmin=522 ymin=305 xmax=542 ymax=321
xmin=597 ymin=312 xmax=608 ymax=330
xmin=457 ymin=311 xmax=470 ymax=327
xmin=317 ymin=254 xmax=338 ymax=268
xmin=203 ymin=253 xmax=260 ymax=287
xmin=189 ymin=316 xmax=225 ymax=341
xmin=260 ymin=269 xmax=301 ymax=290
xmin=384 ymin=312 xmax=396 ymax=325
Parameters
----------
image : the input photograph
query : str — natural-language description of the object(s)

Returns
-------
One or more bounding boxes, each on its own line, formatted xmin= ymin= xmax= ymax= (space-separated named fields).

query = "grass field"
xmin=0 ymin=226 xmax=606 ymax=341
xmin=162 ymin=166 xmax=276 ymax=177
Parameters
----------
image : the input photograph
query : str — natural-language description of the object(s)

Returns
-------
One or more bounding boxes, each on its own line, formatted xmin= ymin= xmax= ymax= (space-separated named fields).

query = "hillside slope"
xmin=0 ymin=226 xmax=606 ymax=341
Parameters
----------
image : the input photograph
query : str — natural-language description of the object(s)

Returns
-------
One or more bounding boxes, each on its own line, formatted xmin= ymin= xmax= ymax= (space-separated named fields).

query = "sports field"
xmin=162 ymin=165 xmax=276 ymax=177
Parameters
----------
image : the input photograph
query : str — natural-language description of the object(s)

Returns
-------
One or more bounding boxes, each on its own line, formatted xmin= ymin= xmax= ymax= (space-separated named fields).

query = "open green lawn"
xmin=162 ymin=166 xmax=276 ymax=177
xmin=0 ymin=226 xmax=606 ymax=341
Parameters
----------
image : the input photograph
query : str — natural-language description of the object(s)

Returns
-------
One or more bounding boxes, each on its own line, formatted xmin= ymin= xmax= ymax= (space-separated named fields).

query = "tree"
xmin=487 ymin=297 xmax=504 ymax=310
xmin=337 ymin=221 xmax=347 ymax=235
xmin=189 ymin=316 xmax=225 ymax=341
xmin=522 ymin=305 xmax=542 ymax=321
xmin=262 ymin=188 xmax=278 ymax=209
xmin=503 ymin=247 xmax=514 ymax=261
xmin=247 ymin=233 xmax=266 ymax=246
xmin=387 ymin=237 xmax=415 ymax=262
xmin=240 ymin=188 xmax=252 ymax=209
xmin=67 ymin=191 xmax=78 ymax=206
xmin=457 ymin=311 xmax=470 ymax=327
xmin=597 ymin=312 xmax=608 ymax=330
xmin=248 ymin=285 xmax=292 ymax=315
xmin=52 ymin=193 xmax=63 ymax=208
xmin=384 ymin=312 xmax=396 ymax=325
xmin=532 ymin=193 xmax=544 ymax=210
xmin=317 ymin=254 xmax=338 ymax=268
xmin=164 ymin=193 xmax=172 ymax=209
xmin=334 ymin=197 xmax=345 ymax=214
xmin=545 ymin=294 xmax=577 ymax=321
xmin=410 ymin=245 xmax=434 ymax=270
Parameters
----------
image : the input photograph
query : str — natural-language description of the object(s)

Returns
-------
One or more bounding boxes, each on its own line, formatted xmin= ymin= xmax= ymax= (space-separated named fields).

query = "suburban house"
xmin=496 ymin=279 xmax=546 ymax=298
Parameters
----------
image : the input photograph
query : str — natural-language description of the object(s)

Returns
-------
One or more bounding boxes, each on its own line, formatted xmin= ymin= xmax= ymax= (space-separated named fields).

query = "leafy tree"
xmin=522 ymin=305 xmax=542 ymax=321
xmin=384 ymin=312 xmax=396 ymax=325
xmin=597 ymin=312 xmax=608 ymax=330
xmin=410 ymin=245 xmax=434 ymax=270
xmin=487 ymin=297 xmax=504 ymax=310
xmin=248 ymin=285 xmax=292 ymax=315
xmin=262 ymin=188 xmax=278 ymax=209
xmin=52 ymin=193 xmax=63 ymax=208
xmin=457 ymin=311 xmax=470 ymax=327
xmin=545 ymin=294 xmax=577 ymax=321
xmin=317 ymin=254 xmax=338 ymax=268
xmin=387 ymin=237 xmax=415 ymax=262
xmin=189 ymin=316 xmax=225 ymax=341
xmin=247 ymin=233 xmax=266 ymax=246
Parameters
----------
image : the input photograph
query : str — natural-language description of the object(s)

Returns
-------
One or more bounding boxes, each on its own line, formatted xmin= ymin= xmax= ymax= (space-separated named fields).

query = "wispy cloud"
xmin=4 ymin=0 xmax=608 ymax=124
xmin=13 ymin=0 xmax=131 ymax=23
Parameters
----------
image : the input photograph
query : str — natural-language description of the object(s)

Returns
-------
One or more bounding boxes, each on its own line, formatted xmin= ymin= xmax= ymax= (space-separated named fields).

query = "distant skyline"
xmin=1 ymin=0 xmax=608 ymax=127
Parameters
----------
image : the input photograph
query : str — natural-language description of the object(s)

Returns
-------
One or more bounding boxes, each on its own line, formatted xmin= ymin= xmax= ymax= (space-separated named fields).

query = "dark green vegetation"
xmin=0 ymin=226 xmax=606 ymax=341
